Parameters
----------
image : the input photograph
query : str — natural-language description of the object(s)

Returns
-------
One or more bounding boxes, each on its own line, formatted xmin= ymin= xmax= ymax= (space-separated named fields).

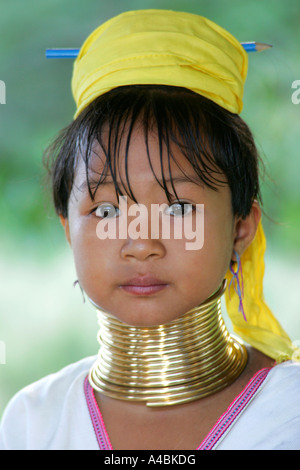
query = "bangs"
xmin=45 ymin=85 xmax=262 ymax=218
xmin=76 ymin=85 xmax=228 ymax=206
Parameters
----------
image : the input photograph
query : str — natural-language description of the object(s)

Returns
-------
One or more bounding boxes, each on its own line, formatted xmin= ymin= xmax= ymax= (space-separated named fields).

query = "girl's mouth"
xmin=119 ymin=276 xmax=169 ymax=296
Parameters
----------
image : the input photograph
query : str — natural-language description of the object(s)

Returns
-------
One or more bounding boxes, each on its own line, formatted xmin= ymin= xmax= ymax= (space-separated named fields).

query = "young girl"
xmin=1 ymin=9 xmax=299 ymax=450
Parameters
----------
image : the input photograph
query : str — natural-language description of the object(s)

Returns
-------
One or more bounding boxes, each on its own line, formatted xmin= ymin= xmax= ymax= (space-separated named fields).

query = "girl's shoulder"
xmin=267 ymin=360 xmax=300 ymax=388
xmin=0 ymin=356 xmax=96 ymax=450
xmin=246 ymin=360 xmax=300 ymax=414
xmin=4 ymin=355 xmax=96 ymax=405
xmin=216 ymin=361 xmax=300 ymax=450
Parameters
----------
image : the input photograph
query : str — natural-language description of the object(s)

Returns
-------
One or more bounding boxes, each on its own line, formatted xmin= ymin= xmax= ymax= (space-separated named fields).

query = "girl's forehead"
xmin=76 ymin=125 xmax=203 ymax=187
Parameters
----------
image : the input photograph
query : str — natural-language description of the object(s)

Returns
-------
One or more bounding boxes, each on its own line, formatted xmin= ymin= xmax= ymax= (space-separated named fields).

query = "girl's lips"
xmin=119 ymin=277 xmax=168 ymax=296
xmin=120 ymin=284 xmax=168 ymax=295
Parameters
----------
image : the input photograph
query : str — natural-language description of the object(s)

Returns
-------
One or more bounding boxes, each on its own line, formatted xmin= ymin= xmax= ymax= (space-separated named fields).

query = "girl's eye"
xmin=95 ymin=203 xmax=120 ymax=218
xmin=165 ymin=202 xmax=194 ymax=217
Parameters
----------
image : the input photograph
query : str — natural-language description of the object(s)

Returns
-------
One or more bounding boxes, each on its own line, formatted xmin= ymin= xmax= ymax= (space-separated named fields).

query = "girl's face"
xmin=61 ymin=124 xmax=258 ymax=326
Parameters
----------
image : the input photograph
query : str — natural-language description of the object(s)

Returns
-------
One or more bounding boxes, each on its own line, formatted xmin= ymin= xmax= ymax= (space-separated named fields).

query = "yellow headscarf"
xmin=72 ymin=9 xmax=299 ymax=363
xmin=72 ymin=9 xmax=247 ymax=117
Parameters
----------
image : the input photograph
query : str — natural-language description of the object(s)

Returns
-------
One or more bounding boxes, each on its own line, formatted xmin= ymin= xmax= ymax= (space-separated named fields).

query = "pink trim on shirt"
xmin=197 ymin=367 xmax=271 ymax=449
xmin=84 ymin=367 xmax=271 ymax=450
xmin=84 ymin=376 xmax=113 ymax=450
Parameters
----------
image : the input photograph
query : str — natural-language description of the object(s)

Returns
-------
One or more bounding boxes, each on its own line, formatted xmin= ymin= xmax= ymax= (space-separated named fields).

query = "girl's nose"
xmin=120 ymin=237 xmax=166 ymax=262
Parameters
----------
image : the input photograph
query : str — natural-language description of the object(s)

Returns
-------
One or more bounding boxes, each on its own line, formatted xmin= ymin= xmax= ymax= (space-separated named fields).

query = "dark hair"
xmin=43 ymin=85 xmax=263 ymax=219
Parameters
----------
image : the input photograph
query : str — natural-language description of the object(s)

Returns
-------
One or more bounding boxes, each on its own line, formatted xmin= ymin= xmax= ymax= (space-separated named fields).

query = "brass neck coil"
xmin=89 ymin=280 xmax=247 ymax=407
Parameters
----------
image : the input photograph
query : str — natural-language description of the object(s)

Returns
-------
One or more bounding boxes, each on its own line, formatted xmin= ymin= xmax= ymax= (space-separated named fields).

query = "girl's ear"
xmin=59 ymin=215 xmax=71 ymax=246
xmin=232 ymin=201 xmax=261 ymax=261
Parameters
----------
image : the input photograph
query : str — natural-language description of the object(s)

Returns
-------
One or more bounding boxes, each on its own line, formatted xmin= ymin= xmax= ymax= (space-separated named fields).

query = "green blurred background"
xmin=1 ymin=0 xmax=300 ymax=415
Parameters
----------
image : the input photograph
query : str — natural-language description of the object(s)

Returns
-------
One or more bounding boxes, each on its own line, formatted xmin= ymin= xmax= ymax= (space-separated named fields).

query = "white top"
xmin=0 ymin=356 xmax=299 ymax=450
